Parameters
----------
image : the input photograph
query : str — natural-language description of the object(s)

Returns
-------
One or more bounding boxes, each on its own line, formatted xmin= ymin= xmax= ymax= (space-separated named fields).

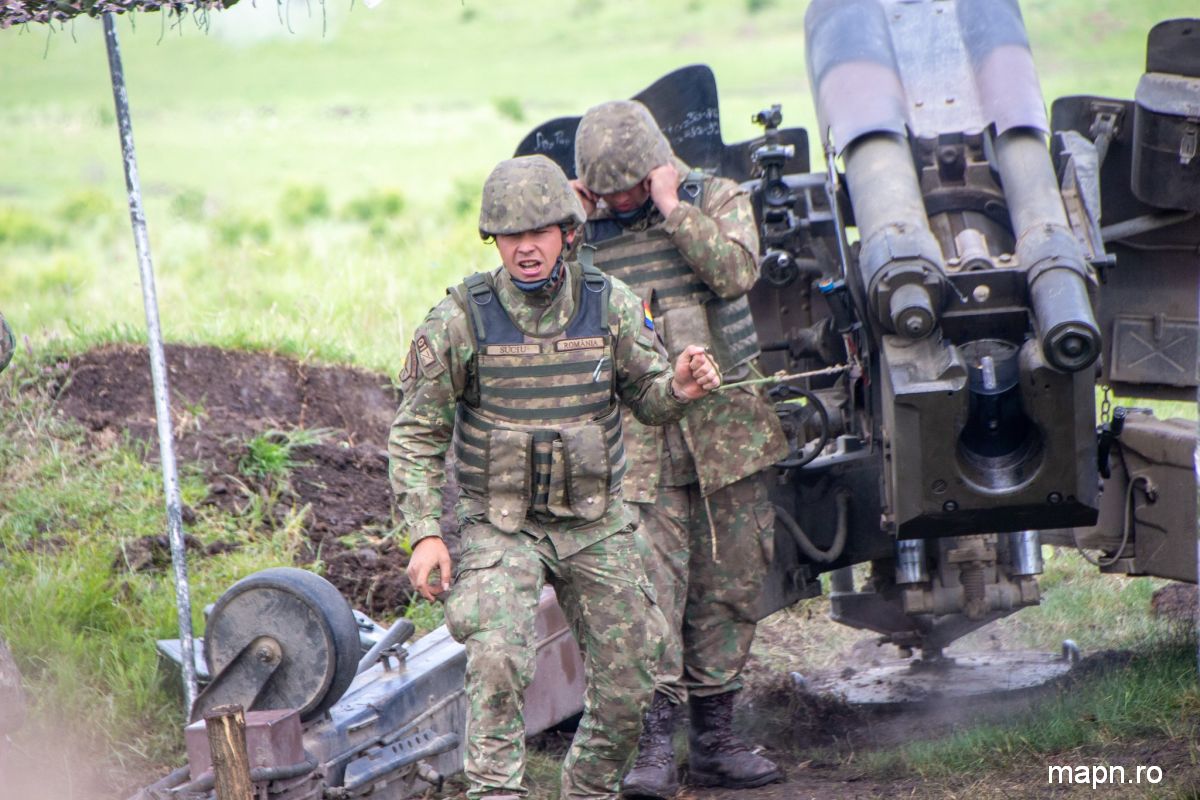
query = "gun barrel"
xmin=993 ymin=128 xmax=1101 ymax=372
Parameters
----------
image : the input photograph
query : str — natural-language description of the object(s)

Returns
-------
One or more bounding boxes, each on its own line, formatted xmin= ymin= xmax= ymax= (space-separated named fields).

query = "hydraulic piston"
xmin=993 ymin=128 xmax=1101 ymax=372
xmin=843 ymin=133 xmax=948 ymax=339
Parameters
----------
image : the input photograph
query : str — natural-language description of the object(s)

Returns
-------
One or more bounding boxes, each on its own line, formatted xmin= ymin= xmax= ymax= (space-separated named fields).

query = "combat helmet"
xmin=478 ymin=155 xmax=586 ymax=240
xmin=575 ymin=100 xmax=673 ymax=194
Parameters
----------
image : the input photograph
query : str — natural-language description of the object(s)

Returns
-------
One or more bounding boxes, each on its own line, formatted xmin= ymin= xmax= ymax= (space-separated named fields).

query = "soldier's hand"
xmin=570 ymin=179 xmax=598 ymax=218
xmin=406 ymin=537 xmax=452 ymax=602
xmin=670 ymin=344 xmax=721 ymax=401
xmin=647 ymin=163 xmax=680 ymax=219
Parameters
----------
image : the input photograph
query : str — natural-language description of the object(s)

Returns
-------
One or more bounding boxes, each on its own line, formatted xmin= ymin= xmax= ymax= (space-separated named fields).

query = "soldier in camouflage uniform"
xmin=572 ymin=100 xmax=789 ymax=797
xmin=388 ymin=155 xmax=722 ymax=800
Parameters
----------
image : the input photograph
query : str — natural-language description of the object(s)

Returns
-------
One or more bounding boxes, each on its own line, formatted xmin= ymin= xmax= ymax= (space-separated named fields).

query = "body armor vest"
xmin=451 ymin=264 xmax=626 ymax=534
xmin=585 ymin=172 xmax=761 ymax=374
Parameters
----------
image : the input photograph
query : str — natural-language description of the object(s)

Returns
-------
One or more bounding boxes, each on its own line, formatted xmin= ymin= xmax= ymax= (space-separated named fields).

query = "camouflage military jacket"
xmin=586 ymin=157 xmax=788 ymax=500
xmin=388 ymin=261 xmax=691 ymax=557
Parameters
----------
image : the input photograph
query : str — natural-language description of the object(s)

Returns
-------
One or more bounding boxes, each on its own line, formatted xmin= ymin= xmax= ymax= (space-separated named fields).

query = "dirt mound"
xmin=49 ymin=344 xmax=446 ymax=616
xmin=54 ymin=344 xmax=395 ymax=449
xmin=1151 ymin=582 xmax=1198 ymax=624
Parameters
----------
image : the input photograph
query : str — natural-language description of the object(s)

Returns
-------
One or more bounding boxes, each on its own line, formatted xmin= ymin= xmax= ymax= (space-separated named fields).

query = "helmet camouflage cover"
xmin=478 ymin=155 xmax=586 ymax=239
xmin=575 ymin=100 xmax=673 ymax=195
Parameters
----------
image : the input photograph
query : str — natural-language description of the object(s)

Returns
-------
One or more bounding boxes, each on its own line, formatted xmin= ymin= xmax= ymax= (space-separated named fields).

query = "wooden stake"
xmin=204 ymin=704 xmax=254 ymax=800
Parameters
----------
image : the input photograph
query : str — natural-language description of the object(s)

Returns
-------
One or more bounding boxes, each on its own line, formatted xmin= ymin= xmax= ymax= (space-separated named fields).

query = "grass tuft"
xmin=57 ymin=188 xmax=117 ymax=226
xmin=493 ymin=95 xmax=526 ymax=123
xmin=279 ymin=185 xmax=332 ymax=226
xmin=343 ymin=189 xmax=405 ymax=224
xmin=215 ymin=212 xmax=272 ymax=247
xmin=169 ymin=188 xmax=208 ymax=223
xmin=0 ymin=205 xmax=62 ymax=248
xmin=403 ymin=598 xmax=445 ymax=637
xmin=237 ymin=427 xmax=328 ymax=480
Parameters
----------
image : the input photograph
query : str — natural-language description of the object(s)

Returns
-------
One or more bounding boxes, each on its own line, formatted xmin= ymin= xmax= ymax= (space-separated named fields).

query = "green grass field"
xmin=1 ymin=0 xmax=1195 ymax=368
xmin=1 ymin=0 xmax=1198 ymax=796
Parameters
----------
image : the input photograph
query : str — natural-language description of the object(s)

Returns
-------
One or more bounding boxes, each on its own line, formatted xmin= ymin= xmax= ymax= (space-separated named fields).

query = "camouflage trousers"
xmin=632 ymin=472 xmax=774 ymax=702
xmin=443 ymin=522 xmax=666 ymax=800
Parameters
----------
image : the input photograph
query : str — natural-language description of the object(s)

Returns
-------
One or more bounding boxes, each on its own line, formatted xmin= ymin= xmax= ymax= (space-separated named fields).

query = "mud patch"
xmin=737 ymin=644 xmax=1134 ymax=751
xmin=48 ymin=344 xmax=450 ymax=616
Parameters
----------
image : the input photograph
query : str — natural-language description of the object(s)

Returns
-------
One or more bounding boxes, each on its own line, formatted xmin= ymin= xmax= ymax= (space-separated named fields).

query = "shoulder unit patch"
xmin=415 ymin=335 xmax=437 ymax=369
xmin=399 ymin=344 xmax=418 ymax=383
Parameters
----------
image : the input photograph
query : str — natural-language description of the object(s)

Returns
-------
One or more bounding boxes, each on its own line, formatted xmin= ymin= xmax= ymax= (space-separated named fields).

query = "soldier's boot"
xmin=621 ymin=692 xmax=679 ymax=799
xmin=686 ymin=691 xmax=784 ymax=789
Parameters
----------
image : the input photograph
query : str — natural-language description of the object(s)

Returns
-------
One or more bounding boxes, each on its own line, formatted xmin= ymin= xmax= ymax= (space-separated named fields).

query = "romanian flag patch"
xmin=643 ymin=300 xmax=654 ymax=331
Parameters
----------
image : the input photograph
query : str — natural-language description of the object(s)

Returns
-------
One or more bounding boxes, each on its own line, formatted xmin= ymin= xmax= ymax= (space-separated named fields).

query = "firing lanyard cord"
xmin=716 ymin=363 xmax=850 ymax=392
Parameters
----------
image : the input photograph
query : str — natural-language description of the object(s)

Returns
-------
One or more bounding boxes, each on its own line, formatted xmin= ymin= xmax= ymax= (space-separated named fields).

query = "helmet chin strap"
xmin=511 ymin=257 xmax=565 ymax=293
xmin=611 ymin=196 xmax=655 ymax=227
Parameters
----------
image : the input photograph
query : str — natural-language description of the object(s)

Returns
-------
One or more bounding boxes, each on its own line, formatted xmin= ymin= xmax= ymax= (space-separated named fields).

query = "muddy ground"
xmin=40 ymin=344 xmax=1200 ymax=799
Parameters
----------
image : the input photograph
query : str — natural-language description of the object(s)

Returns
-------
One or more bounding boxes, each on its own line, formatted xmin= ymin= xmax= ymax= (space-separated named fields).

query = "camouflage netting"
xmin=0 ymin=0 xmax=239 ymax=28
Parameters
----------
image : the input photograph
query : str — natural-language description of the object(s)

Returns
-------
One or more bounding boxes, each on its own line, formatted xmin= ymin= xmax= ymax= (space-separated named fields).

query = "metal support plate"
xmin=806 ymin=648 xmax=1076 ymax=707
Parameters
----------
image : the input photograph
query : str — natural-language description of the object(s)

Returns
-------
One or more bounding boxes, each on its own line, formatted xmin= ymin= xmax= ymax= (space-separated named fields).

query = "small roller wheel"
xmin=205 ymin=567 xmax=359 ymax=721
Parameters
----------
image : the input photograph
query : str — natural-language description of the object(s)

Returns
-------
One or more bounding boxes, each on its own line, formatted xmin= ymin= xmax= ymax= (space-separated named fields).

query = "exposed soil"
xmin=48 ymin=343 xmax=450 ymax=616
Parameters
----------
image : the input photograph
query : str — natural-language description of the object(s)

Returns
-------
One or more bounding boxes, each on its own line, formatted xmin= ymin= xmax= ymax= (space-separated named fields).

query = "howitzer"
xmin=142 ymin=1 xmax=1197 ymax=795
xmin=515 ymin=0 xmax=1197 ymax=663
xmin=755 ymin=0 xmax=1199 ymax=652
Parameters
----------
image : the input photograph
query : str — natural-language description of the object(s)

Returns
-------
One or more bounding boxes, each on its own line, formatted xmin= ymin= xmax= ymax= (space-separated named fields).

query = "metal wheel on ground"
xmin=203 ymin=567 xmax=360 ymax=721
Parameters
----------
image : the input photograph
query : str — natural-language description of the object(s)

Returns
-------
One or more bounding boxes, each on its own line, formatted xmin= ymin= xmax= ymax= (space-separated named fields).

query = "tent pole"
xmin=102 ymin=11 xmax=198 ymax=716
